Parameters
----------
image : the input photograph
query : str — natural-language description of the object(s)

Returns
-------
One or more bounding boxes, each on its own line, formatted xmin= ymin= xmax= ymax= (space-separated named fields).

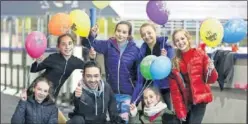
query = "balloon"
xmin=48 ymin=13 xmax=72 ymax=36
xmin=200 ymin=18 xmax=224 ymax=47
xmin=223 ymin=19 xmax=247 ymax=43
xmin=140 ymin=55 xmax=157 ymax=80
xmin=70 ymin=9 xmax=91 ymax=37
xmin=150 ymin=56 xmax=172 ymax=80
xmin=25 ymin=31 xmax=47 ymax=58
xmin=146 ymin=1 xmax=169 ymax=25
xmin=92 ymin=1 xmax=110 ymax=9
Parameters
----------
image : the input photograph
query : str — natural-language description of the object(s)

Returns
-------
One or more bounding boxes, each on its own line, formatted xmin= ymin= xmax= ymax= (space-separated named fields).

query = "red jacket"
xmin=169 ymin=48 xmax=218 ymax=119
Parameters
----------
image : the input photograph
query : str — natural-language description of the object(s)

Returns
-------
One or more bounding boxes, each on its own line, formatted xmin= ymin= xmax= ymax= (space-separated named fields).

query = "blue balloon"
xmin=150 ymin=56 xmax=172 ymax=80
xmin=223 ymin=19 xmax=247 ymax=43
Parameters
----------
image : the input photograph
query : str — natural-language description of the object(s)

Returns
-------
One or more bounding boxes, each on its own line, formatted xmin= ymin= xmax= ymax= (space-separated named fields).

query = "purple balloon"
xmin=146 ymin=1 xmax=169 ymax=25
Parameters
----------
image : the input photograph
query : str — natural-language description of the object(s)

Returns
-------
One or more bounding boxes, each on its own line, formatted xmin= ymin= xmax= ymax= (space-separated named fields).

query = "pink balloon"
xmin=25 ymin=31 xmax=47 ymax=58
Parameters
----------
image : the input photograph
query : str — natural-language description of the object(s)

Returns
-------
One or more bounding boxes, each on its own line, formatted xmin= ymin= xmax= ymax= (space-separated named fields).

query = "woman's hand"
xmin=129 ymin=103 xmax=138 ymax=117
xmin=91 ymin=25 xmax=99 ymax=37
xmin=89 ymin=47 xmax=97 ymax=60
xmin=208 ymin=59 xmax=215 ymax=71
xmin=161 ymin=48 xmax=167 ymax=56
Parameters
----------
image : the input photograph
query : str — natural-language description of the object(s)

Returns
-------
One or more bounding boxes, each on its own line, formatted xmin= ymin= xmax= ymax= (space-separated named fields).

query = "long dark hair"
xmin=57 ymin=33 xmax=76 ymax=46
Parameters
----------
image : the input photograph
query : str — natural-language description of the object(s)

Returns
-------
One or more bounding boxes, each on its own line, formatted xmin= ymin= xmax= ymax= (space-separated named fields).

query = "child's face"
xmin=34 ymin=81 xmax=50 ymax=103
xmin=114 ymin=24 xmax=129 ymax=43
xmin=58 ymin=36 xmax=74 ymax=57
xmin=140 ymin=26 xmax=156 ymax=45
xmin=143 ymin=89 xmax=160 ymax=108
xmin=173 ymin=31 xmax=190 ymax=52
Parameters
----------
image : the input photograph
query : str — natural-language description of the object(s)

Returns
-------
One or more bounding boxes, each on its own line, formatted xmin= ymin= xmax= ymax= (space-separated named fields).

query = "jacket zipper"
xmin=54 ymin=60 xmax=68 ymax=95
xmin=117 ymin=43 xmax=130 ymax=94
xmin=117 ymin=58 xmax=121 ymax=94
xmin=95 ymin=93 xmax=97 ymax=115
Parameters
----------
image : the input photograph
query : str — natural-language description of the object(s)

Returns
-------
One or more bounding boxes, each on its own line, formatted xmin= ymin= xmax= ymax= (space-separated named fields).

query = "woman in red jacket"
xmin=169 ymin=29 xmax=218 ymax=124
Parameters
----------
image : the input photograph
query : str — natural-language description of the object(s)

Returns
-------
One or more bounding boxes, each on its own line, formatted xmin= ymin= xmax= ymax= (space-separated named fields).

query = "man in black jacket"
xmin=67 ymin=61 xmax=124 ymax=124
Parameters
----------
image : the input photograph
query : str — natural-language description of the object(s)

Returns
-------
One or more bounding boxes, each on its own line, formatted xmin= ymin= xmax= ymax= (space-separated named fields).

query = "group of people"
xmin=11 ymin=21 xmax=218 ymax=124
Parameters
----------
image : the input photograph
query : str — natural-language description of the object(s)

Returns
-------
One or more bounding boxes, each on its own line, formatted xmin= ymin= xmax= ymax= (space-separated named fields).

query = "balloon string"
xmin=133 ymin=80 xmax=153 ymax=104
xmin=98 ymin=9 xmax=102 ymax=19
xmin=86 ymin=38 xmax=93 ymax=49
xmin=162 ymin=24 xmax=166 ymax=49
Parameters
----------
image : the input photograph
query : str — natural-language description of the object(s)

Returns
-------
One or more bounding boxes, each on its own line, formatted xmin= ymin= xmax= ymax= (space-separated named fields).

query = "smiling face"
xmin=34 ymin=81 xmax=50 ymax=103
xmin=83 ymin=66 xmax=101 ymax=90
xmin=57 ymin=35 xmax=74 ymax=57
xmin=143 ymin=88 xmax=160 ymax=108
xmin=140 ymin=25 xmax=157 ymax=45
xmin=114 ymin=24 xmax=130 ymax=43
xmin=173 ymin=30 xmax=191 ymax=52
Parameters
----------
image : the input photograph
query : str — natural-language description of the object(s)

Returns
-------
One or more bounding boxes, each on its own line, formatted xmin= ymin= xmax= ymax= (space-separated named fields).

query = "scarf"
xmin=144 ymin=101 xmax=167 ymax=116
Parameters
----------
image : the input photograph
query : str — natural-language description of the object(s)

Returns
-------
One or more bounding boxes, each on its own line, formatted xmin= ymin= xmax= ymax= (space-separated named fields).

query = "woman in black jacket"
xmin=27 ymin=33 xmax=96 ymax=98
xmin=11 ymin=76 xmax=58 ymax=124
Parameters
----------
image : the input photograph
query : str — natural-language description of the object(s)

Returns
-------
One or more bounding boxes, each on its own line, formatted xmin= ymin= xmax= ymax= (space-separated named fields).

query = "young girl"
xmin=11 ymin=76 xmax=58 ymax=124
xmin=169 ymin=29 xmax=218 ymax=124
xmin=133 ymin=23 xmax=174 ymax=109
xmin=129 ymin=86 xmax=179 ymax=124
xmin=27 ymin=33 xmax=94 ymax=99
xmin=89 ymin=21 xmax=140 ymax=122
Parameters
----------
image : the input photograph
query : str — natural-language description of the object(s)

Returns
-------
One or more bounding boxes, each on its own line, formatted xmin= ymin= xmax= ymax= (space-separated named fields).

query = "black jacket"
xmin=29 ymin=53 xmax=85 ymax=97
xmin=11 ymin=95 xmax=58 ymax=124
xmin=69 ymin=80 xmax=124 ymax=124
xmin=212 ymin=50 xmax=235 ymax=91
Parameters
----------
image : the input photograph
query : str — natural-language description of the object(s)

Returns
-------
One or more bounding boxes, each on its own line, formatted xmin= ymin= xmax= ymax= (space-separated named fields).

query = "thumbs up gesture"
xmin=20 ymin=89 xmax=27 ymax=101
xmin=75 ymin=82 xmax=82 ymax=98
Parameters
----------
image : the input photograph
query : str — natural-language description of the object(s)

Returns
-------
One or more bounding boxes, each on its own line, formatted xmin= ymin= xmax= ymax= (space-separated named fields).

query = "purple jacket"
xmin=132 ymin=37 xmax=174 ymax=102
xmin=89 ymin=36 xmax=140 ymax=96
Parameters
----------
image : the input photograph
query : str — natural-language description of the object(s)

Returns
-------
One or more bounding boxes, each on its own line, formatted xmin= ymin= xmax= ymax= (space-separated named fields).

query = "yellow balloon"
xmin=200 ymin=18 xmax=224 ymax=47
xmin=70 ymin=9 xmax=91 ymax=37
xmin=92 ymin=1 xmax=110 ymax=9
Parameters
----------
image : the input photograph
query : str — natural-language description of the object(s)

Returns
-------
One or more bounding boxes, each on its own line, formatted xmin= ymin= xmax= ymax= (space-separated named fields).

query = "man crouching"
xmin=67 ymin=61 xmax=125 ymax=124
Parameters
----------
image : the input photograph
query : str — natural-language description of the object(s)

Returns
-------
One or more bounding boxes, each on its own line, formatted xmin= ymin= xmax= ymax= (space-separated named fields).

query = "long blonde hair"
xmin=171 ymin=29 xmax=192 ymax=70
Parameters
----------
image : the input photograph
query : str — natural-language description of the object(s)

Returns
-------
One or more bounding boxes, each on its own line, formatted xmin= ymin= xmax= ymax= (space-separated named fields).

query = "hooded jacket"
xmin=11 ymin=95 xmax=58 ymax=124
xmin=88 ymin=36 xmax=140 ymax=96
xmin=29 ymin=53 xmax=85 ymax=97
xmin=70 ymin=80 xmax=123 ymax=123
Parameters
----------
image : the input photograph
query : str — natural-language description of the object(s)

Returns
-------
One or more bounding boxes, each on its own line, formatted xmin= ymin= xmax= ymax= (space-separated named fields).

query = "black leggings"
xmin=182 ymin=103 xmax=207 ymax=124
xmin=160 ymin=88 xmax=172 ymax=110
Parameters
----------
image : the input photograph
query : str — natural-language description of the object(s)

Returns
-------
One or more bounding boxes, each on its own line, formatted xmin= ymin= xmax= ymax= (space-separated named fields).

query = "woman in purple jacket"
xmin=132 ymin=23 xmax=174 ymax=110
xmin=89 ymin=21 xmax=140 ymax=122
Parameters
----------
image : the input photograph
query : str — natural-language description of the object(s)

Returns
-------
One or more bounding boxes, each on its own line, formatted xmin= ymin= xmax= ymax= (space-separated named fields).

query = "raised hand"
xmin=75 ymin=82 xmax=82 ymax=98
xmin=91 ymin=25 xmax=99 ymax=37
xmin=20 ymin=89 xmax=27 ymax=101
xmin=89 ymin=47 xmax=97 ymax=60
xmin=129 ymin=103 xmax=138 ymax=117
xmin=161 ymin=48 xmax=167 ymax=56
xmin=34 ymin=55 xmax=45 ymax=64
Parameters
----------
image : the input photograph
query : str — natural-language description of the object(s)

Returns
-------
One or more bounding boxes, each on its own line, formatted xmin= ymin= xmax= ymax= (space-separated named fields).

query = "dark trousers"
xmin=182 ymin=103 xmax=207 ymax=124
xmin=161 ymin=88 xmax=172 ymax=110
xmin=67 ymin=115 xmax=109 ymax=124
xmin=67 ymin=115 xmax=85 ymax=124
